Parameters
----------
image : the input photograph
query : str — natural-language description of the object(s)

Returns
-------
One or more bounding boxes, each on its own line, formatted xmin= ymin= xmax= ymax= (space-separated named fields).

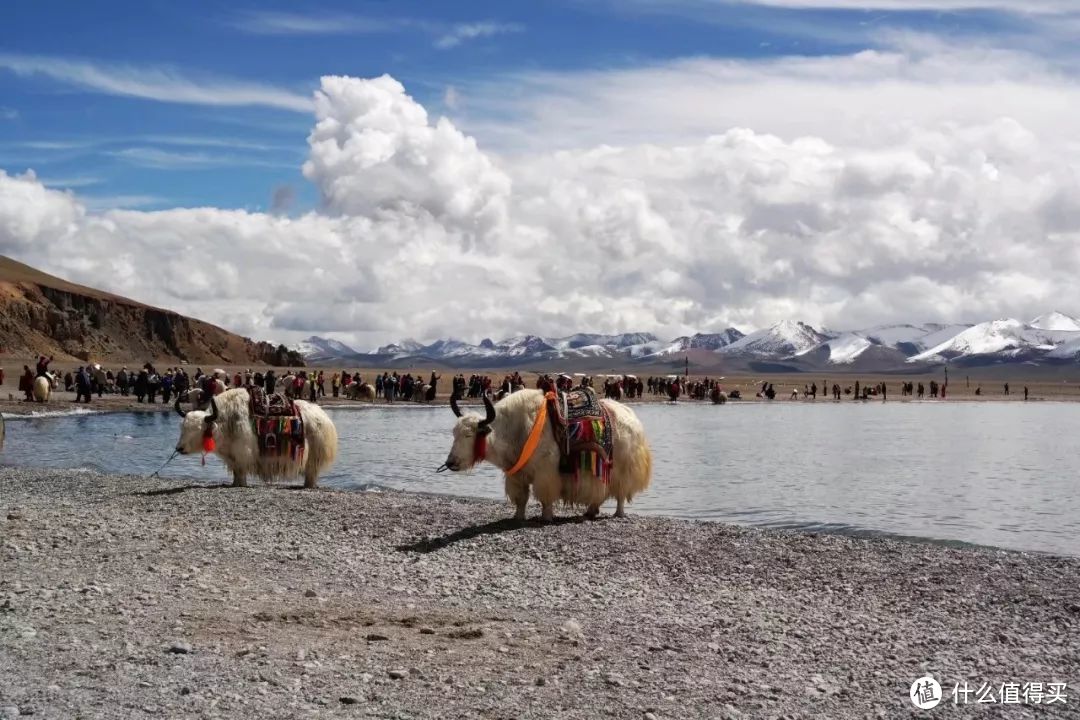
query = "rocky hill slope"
xmin=0 ymin=255 xmax=302 ymax=366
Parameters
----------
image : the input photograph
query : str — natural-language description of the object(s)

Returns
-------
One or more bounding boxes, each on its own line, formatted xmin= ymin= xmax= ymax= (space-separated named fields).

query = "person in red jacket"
xmin=36 ymin=355 xmax=54 ymax=378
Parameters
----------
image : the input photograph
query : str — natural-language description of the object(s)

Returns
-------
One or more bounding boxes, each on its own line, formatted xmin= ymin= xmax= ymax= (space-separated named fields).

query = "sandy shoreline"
xmin=1 ymin=468 xmax=1077 ymax=719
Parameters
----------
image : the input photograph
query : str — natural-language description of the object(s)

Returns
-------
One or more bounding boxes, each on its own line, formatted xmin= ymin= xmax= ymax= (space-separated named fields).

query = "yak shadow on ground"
xmin=397 ymin=514 xmax=613 ymax=554
xmin=136 ymin=483 xmax=321 ymax=496
xmin=134 ymin=483 xmax=234 ymax=496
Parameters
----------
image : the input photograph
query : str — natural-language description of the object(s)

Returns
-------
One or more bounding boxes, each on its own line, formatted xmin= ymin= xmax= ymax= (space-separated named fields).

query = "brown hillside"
xmin=0 ymin=255 xmax=303 ymax=366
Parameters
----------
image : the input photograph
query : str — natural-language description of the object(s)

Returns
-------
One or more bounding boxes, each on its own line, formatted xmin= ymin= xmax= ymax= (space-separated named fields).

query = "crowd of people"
xmin=2 ymin=354 xmax=1033 ymax=407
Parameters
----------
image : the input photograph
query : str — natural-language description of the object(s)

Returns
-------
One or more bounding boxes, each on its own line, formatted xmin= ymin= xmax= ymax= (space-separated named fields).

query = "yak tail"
xmin=623 ymin=439 xmax=653 ymax=500
xmin=300 ymin=404 xmax=338 ymax=476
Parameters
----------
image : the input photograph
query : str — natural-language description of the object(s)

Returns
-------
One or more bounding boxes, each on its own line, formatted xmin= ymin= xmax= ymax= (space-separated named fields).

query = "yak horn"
xmin=174 ymin=397 xmax=187 ymax=418
xmin=481 ymin=394 xmax=496 ymax=426
xmin=450 ymin=394 xmax=463 ymax=417
xmin=205 ymin=396 xmax=219 ymax=424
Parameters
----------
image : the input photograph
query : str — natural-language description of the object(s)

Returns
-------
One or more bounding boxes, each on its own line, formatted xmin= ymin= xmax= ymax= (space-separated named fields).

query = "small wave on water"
xmin=6 ymin=407 xmax=104 ymax=419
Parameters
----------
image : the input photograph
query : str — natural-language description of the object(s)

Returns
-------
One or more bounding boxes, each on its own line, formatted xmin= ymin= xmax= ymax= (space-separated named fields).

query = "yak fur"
xmin=32 ymin=376 xmax=50 ymax=403
xmin=444 ymin=389 xmax=652 ymax=521
xmin=175 ymin=388 xmax=338 ymax=488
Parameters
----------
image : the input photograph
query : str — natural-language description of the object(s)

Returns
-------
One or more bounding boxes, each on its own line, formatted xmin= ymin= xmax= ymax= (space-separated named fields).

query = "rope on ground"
xmin=148 ymin=450 xmax=179 ymax=480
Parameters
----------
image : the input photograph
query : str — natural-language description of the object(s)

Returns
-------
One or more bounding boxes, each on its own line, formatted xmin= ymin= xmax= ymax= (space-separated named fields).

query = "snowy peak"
xmin=294 ymin=314 xmax=1080 ymax=368
xmin=813 ymin=333 xmax=876 ymax=364
xmin=376 ymin=338 xmax=424 ymax=356
xmin=1048 ymin=336 xmax=1080 ymax=359
xmin=495 ymin=335 xmax=556 ymax=356
xmin=674 ymin=329 xmax=746 ymax=351
xmin=1030 ymin=311 xmax=1080 ymax=332
xmin=294 ymin=336 xmax=361 ymax=360
xmin=722 ymin=320 xmax=829 ymax=357
xmin=909 ymin=319 xmax=1057 ymax=362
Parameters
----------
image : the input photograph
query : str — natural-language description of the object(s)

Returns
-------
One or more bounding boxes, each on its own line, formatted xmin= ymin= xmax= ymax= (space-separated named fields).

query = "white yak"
xmin=32 ymin=376 xmax=50 ymax=403
xmin=185 ymin=378 xmax=226 ymax=409
xmin=440 ymin=390 xmax=652 ymax=522
xmin=174 ymin=389 xmax=338 ymax=488
xmin=345 ymin=382 xmax=375 ymax=402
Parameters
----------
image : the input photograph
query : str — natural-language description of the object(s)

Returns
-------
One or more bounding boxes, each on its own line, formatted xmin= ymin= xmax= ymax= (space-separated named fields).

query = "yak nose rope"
xmin=148 ymin=450 xmax=179 ymax=480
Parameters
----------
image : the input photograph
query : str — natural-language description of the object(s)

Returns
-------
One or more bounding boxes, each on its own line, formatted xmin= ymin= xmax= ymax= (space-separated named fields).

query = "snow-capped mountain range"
xmin=292 ymin=311 xmax=1080 ymax=370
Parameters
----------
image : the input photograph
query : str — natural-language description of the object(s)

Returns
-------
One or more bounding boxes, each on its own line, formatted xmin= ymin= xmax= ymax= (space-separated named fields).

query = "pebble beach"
xmin=1 ymin=467 xmax=1078 ymax=719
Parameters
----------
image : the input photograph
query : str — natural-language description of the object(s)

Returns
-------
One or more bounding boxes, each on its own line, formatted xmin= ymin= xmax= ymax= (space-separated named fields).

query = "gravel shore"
xmin=1 ymin=467 xmax=1077 ymax=719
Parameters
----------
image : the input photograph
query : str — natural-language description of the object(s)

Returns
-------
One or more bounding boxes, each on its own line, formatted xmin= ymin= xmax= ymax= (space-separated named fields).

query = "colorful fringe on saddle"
xmin=565 ymin=412 xmax=613 ymax=483
xmin=253 ymin=416 xmax=305 ymax=462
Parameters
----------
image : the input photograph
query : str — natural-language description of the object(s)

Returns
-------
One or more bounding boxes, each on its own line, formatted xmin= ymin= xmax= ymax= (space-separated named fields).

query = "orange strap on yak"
xmin=506 ymin=392 xmax=553 ymax=475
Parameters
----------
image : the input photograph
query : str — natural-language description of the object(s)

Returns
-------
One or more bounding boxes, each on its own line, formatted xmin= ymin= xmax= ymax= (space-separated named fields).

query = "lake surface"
xmin=4 ymin=401 xmax=1078 ymax=556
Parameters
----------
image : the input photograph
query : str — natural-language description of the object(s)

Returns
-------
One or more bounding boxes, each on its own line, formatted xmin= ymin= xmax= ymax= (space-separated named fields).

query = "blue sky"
xmin=0 ymin=0 xmax=1046 ymax=213
xmin=3 ymin=1 xmax=1080 ymax=348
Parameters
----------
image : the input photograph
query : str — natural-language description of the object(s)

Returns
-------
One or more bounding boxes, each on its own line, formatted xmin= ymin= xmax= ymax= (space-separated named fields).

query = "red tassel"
xmin=473 ymin=433 xmax=487 ymax=465
xmin=200 ymin=426 xmax=215 ymax=466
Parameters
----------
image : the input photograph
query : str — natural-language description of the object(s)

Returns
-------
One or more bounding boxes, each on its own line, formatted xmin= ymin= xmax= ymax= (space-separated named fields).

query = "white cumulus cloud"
xmin=3 ymin=48 xmax=1080 ymax=349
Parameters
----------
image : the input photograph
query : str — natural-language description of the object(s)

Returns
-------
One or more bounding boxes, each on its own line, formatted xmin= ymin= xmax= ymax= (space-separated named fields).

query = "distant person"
xmin=1024 ymin=386 xmax=1029 ymax=401
xmin=36 ymin=355 xmax=54 ymax=378
xmin=146 ymin=369 xmax=160 ymax=403
xmin=161 ymin=371 xmax=174 ymax=404
xmin=19 ymin=365 xmax=34 ymax=401
xmin=75 ymin=366 xmax=92 ymax=403
xmin=881 ymin=383 xmax=887 ymax=401
xmin=1004 ymin=382 xmax=1009 ymax=396
xmin=134 ymin=369 xmax=148 ymax=403
xmin=93 ymin=366 xmax=107 ymax=397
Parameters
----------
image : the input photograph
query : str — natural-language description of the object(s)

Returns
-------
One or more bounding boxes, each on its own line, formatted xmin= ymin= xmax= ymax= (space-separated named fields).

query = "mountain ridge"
xmin=296 ymin=312 xmax=1080 ymax=372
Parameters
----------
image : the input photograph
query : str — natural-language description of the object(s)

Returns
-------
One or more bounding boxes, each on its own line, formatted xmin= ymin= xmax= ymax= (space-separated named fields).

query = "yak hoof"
xmin=584 ymin=505 xmax=600 ymax=520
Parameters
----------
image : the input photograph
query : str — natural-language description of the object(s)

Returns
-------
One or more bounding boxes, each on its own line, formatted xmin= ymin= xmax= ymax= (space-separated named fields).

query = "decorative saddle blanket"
xmin=248 ymin=386 xmax=305 ymax=461
xmin=249 ymin=386 xmax=297 ymax=417
xmin=546 ymin=387 xmax=614 ymax=483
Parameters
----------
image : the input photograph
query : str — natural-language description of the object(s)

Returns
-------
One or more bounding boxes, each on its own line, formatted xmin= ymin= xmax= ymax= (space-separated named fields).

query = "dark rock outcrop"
xmin=0 ymin=256 xmax=301 ymax=366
